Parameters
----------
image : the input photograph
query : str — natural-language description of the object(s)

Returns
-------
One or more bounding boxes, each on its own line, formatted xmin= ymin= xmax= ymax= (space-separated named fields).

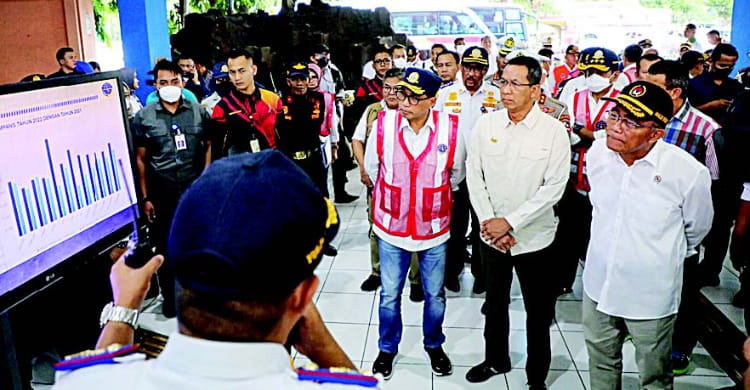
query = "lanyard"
xmin=584 ymin=88 xmax=615 ymax=130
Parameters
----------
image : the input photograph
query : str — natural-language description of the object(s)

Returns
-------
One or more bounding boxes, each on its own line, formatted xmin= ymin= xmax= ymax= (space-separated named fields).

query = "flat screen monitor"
xmin=0 ymin=72 xmax=138 ymax=313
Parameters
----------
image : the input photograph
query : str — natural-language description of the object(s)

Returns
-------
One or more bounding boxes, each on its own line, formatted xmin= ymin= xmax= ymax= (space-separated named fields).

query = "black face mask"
xmin=711 ymin=66 xmax=733 ymax=79
xmin=216 ymin=81 xmax=232 ymax=96
xmin=315 ymin=54 xmax=329 ymax=68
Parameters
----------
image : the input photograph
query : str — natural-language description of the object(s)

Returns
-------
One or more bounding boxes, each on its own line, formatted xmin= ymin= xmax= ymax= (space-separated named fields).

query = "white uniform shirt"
xmin=583 ymin=139 xmax=713 ymax=320
xmin=557 ymin=75 xmax=586 ymax=105
xmin=434 ymin=81 xmax=502 ymax=148
xmin=361 ymin=61 xmax=376 ymax=81
xmin=53 ymin=332 xmax=373 ymax=389
xmin=364 ymin=109 xmax=466 ymax=252
xmin=614 ymin=63 xmax=637 ymax=91
xmin=466 ymin=105 xmax=571 ymax=255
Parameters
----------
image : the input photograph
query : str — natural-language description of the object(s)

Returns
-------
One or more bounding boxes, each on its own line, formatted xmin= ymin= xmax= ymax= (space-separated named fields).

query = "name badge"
xmin=250 ymin=139 xmax=261 ymax=153
xmin=174 ymin=134 xmax=187 ymax=151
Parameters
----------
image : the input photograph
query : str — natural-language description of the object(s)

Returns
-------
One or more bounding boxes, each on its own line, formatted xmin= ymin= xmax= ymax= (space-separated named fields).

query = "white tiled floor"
xmin=139 ymin=169 xmax=741 ymax=389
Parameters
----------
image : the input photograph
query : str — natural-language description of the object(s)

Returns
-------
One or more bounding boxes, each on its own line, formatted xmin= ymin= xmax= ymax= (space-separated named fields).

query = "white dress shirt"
xmin=364 ymin=109 xmax=466 ymax=252
xmin=434 ymin=81 xmax=502 ymax=147
xmin=466 ymin=104 xmax=571 ymax=255
xmin=557 ymin=75 xmax=586 ymax=105
xmin=583 ymin=139 xmax=713 ymax=320
xmin=54 ymin=332 xmax=371 ymax=389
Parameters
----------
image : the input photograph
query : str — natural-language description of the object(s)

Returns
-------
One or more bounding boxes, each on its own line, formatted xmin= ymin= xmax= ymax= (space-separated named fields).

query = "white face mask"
xmin=585 ymin=74 xmax=611 ymax=93
xmin=158 ymin=85 xmax=182 ymax=103
xmin=393 ymin=58 xmax=407 ymax=69
xmin=456 ymin=45 xmax=466 ymax=55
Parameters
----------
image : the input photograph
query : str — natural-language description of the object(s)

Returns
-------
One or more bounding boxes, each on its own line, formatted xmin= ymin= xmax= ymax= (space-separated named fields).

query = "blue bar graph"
xmin=6 ymin=139 xmax=123 ymax=237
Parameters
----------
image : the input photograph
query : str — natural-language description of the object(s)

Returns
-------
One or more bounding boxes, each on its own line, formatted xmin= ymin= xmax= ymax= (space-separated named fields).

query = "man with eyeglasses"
xmin=364 ymin=67 xmax=465 ymax=380
xmin=465 ymin=56 xmax=569 ymax=388
xmin=582 ymin=81 xmax=713 ymax=390
xmin=556 ymin=48 xmax=621 ymax=296
xmin=434 ymin=46 xmax=502 ymax=294
xmin=352 ymin=68 xmax=423 ymax=300
xmin=131 ymin=59 xmax=212 ymax=318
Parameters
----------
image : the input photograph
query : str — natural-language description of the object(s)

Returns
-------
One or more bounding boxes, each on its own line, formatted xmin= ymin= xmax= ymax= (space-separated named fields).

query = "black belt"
xmin=290 ymin=148 xmax=320 ymax=160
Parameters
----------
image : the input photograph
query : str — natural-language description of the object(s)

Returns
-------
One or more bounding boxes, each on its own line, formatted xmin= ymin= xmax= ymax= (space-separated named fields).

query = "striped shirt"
xmin=663 ymin=100 xmax=720 ymax=180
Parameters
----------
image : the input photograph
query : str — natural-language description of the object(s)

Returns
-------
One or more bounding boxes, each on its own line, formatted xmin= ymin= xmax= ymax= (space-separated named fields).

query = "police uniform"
xmin=277 ymin=63 xmax=328 ymax=196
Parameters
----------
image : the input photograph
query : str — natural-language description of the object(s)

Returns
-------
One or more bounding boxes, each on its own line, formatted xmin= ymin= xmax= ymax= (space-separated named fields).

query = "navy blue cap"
xmin=168 ymin=150 xmax=340 ymax=300
xmin=75 ymin=61 xmax=94 ymax=74
xmin=288 ymin=62 xmax=310 ymax=78
xmin=581 ymin=47 xmax=619 ymax=72
xmin=462 ymin=46 xmax=489 ymax=67
xmin=398 ymin=67 xmax=442 ymax=96
xmin=212 ymin=61 xmax=229 ymax=79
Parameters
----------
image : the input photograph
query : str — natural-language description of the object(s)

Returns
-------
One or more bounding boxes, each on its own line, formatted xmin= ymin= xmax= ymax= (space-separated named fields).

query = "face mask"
xmin=711 ymin=65 xmax=733 ymax=79
xmin=456 ymin=45 xmax=466 ymax=55
xmin=158 ymin=85 xmax=182 ymax=103
xmin=393 ymin=58 xmax=407 ymax=69
xmin=316 ymin=54 xmax=329 ymax=68
xmin=585 ymin=74 xmax=611 ymax=93
xmin=215 ymin=81 xmax=232 ymax=96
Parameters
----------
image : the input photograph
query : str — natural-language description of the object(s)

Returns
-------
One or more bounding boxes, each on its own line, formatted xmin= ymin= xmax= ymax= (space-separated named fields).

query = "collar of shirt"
xmin=607 ymin=138 xmax=663 ymax=169
xmin=670 ymin=100 xmax=692 ymax=124
xmin=399 ymin=110 xmax=436 ymax=135
xmin=155 ymin=98 xmax=191 ymax=113
xmin=500 ymin=103 xmax=542 ymax=130
xmin=157 ymin=332 xmax=293 ymax=380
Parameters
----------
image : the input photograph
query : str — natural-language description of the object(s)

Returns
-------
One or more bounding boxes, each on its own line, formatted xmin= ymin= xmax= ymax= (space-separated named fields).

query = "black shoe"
xmin=445 ymin=277 xmax=460 ymax=293
xmin=360 ymin=275 xmax=381 ymax=291
xmin=409 ymin=284 xmax=424 ymax=302
xmin=323 ymin=244 xmax=338 ymax=257
xmin=699 ymin=275 xmax=721 ymax=288
xmin=733 ymin=288 xmax=746 ymax=308
xmin=372 ymin=351 xmax=396 ymax=380
xmin=465 ymin=361 xmax=509 ymax=383
xmin=672 ymin=351 xmax=690 ymax=376
xmin=528 ymin=385 xmax=548 ymax=390
xmin=480 ymin=301 xmax=487 ymax=315
xmin=425 ymin=346 xmax=452 ymax=376
xmin=472 ymin=278 xmax=486 ymax=294
xmin=345 ymin=161 xmax=358 ymax=171
xmin=161 ymin=301 xmax=176 ymax=319
xmin=335 ymin=192 xmax=359 ymax=204
xmin=557 ymin=286 xmax=573 ymax=297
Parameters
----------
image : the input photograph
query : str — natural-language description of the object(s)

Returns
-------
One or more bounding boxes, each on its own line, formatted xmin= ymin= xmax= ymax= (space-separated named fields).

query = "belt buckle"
xmin=293 ymin=150 xmax=308 ymax=160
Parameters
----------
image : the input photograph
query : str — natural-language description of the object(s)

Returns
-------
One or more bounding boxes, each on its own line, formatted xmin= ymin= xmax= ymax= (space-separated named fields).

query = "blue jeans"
xmin=378 ymin=238 xmax=447 ymax=354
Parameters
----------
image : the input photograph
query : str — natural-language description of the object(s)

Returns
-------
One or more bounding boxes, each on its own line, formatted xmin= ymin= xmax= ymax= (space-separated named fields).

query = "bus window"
xmin=468 ymin=7 xmax=504 ymax=35
xmin=392 ymin=12 xmax=438 ymax=35
xmin=506 ymin=22 xmax=526 ymax=41
xmin=504 ymin=9 xmax=522 ymax=20
xmin=437 ymin=11 xmax=482 ymax=35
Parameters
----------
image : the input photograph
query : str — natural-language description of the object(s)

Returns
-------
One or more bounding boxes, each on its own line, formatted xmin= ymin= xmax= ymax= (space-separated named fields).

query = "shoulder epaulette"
xmin=297 ymin=366 xmax=379 ymax=387
xmin=54 ymin=344 xmax=144 ymax=371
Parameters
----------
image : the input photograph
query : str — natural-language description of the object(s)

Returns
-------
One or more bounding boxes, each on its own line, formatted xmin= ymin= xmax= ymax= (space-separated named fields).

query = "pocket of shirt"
xmin=378 ymin=181 xmax=402 ymax=218
xmin=422 ymin=183 xmax=451 ymax=221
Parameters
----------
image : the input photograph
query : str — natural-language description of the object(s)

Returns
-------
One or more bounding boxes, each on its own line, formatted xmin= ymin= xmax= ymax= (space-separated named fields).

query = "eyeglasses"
xmin=383 ymin=85 xmax=398 ymax=94
xmin=374 ymin=58 xmax=392 ymax=66
xmin=462 ymin=66 xmax=486 ymax=75
xmin=395 ymin=90 xmax=431 ymax=105
xmin=606 ymin=110 xmax=651 ymax=131
xmin=497 ymin=78 xmax=535 ymax=89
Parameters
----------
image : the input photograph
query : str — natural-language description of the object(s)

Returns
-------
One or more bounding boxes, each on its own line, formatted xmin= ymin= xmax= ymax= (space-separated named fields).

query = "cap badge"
xmin=407 ymin=71 xmax=420 ymax=83
xmin=630 ymin=85 xmax=646 ymax=98
xmin=293 ymin=63 xmax=307 ymax=70
xmin=505 ymin=38 xmax=515 ymax=49
xmin=220 ymin=64 xmax=228 ymax=72
xmin=471 ymin=48 xmax=482 ymax=58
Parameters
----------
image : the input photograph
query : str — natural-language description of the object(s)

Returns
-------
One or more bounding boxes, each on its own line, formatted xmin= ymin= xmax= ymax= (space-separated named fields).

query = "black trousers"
xmin=698 ymin=180 xmax=735 ymax=281
xmin=482 ymin=243 xmax=557 ymax=386
xmin=671 ymin=253 xmax=700 ymax=355
xmin=553 ymin=182 xmax=592 ymax=291
xmin=292 ymin=152 xmax=328 ymax=197
xmin=332 ymin=130 xmax=352 ymax=196
xmin=446 ymin=180 xmax=471 ymax=281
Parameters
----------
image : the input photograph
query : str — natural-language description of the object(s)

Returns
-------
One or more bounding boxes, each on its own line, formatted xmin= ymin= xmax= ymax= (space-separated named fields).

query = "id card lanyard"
xmin=171 ymin=123 xmax=187 ymax=151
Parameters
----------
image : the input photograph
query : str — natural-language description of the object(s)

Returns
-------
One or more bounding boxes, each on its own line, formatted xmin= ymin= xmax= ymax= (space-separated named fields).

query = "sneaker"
xmin=465 ymin=361 xmax=509 ymax=383
xmin=445 ymin=277 xmax=460 ymax=293
xmin=425 ymin=346 xmax=452 ymax=376
xmin=360 ymin=275 xmax=381 ymax=291
xmin=372 ymin=351 xmax=396 ymax=380
xmin=409 ymin=284 xmax=424 ymax=302
xmin=323 ymin=244 xmax=338 ymax=257
xmin=672 ymin=351 xmax=690 ymax=376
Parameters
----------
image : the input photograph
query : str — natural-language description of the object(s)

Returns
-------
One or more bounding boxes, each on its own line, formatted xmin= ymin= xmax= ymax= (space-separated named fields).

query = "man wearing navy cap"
xmin=364 ymin=67 xmax=465 ymax=379
xmin=434 ymin=46 xmax=502 ymax=293
xmin=583 ymin=81 xmax=713 ymax=390
xmin=199 ymin=61 xmax=231 ymax=116
xmin=53 ymin=151 xmax=375 ymax=389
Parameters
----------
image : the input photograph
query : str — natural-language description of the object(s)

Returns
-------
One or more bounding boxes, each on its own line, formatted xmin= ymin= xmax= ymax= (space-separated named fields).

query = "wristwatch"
xmin=99 ymin=302 xmax=139 ymax=329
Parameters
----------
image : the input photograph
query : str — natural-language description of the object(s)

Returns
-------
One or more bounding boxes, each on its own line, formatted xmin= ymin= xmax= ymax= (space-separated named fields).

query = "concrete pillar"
xmin=118 ymin=0 xmax=171 ymax=103
xmin=731 ymin=0 xmax=749 ymax=72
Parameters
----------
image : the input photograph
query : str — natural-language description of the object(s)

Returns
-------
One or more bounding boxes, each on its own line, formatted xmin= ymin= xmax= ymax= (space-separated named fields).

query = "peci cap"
xmin=168 ymin=151 xmax=340 ymax=300
xmin=212 ymin=61 xmax=229 ymax=79
xmin=406 ymin=45 xmax=418 ymax=57
xmin=602 ymin=81 xmax=673 ymax=128
xmin=543 ymin=37 xmax=553 ymax=48
xmin=397 ymin=67 xmax=442 ymax=96
xmin=461 ymin=46 xmax=489 ymax=67
xmin=583 ymin=47 xmax=619 ymax=72
xmin=498 ymin=36 xmax=516 ymax=56
xmin=565 ymin=45 xmax=580 ymax=55
xmin=287 ymin=62 xmax=310 ymax=79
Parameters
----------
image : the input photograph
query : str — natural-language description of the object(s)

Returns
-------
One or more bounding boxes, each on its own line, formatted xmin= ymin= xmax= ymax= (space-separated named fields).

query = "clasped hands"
xmin=481 ymin=217 xmax=516 ymax=252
